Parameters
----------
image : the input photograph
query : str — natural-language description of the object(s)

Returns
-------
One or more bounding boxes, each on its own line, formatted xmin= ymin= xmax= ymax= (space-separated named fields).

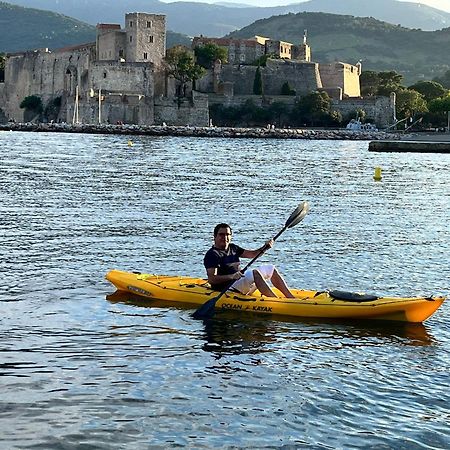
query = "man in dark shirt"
xmin=204 ymin=223 xmax=295 ymax=298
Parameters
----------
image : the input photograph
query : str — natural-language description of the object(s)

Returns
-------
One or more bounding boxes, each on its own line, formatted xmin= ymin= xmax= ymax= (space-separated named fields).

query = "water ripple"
xmin=0 ymin=131 xmax=449 ymax=449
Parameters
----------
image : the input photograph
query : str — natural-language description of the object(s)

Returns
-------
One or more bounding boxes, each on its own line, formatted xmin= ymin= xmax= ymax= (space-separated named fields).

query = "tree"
xmin=194 ymin=43 xmax=228 ymax=69
xmin=0 ymin=53 xmax=5 ymax=83
xmin=165 ymin=46 xmax=206 ymax=104
xmin=291 ymin=91 xmax=338 ymax=126
xmin=407 ymin=81 xmax=448 ymax=102
xmin=433 ymin=70 xmax=450 ymax=89
xmin=428 ymin=95 xmax=450 ymax=114
xmin=395 ymin=88 xmax=428 ymax=120
xmin=281 ymin=81 xmax=295 ymax=96
xmin=253 ymin=65 xmax=263 ymax=95
xmin=20 ymin=95 xmax=43 ymax=122
xmin=360 ymin=70 xmax=404 ymax=97
xmin=360 ymin=71 xmax=379 ymax=97
xmin=377 ymin=71 xmax=404 ymax=96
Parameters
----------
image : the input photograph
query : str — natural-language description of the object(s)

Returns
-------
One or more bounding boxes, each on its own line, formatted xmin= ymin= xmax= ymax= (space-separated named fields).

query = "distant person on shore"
xmin=204 ymin=223 xmax=295 ymax=298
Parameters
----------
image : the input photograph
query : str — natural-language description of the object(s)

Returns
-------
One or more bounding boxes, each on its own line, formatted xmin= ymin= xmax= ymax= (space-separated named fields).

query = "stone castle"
xmin=0 ymin=12 xmax=395 ymax=127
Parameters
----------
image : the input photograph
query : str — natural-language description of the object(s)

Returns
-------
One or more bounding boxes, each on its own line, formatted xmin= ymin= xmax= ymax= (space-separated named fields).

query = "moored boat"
xmin=105 ymin=270 xmax=445 ymax=323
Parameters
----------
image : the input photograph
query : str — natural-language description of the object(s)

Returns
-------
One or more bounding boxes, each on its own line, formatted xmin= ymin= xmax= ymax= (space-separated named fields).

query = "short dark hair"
xmin=214 ymin=223 xmax=232 ymax=237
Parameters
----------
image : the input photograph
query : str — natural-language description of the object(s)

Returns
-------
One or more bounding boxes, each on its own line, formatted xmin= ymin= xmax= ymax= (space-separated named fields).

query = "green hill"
xmin=227 ymin=12 xmax=450 ymax=85
xmin=0 ymin=2 xmax=96 ymax=52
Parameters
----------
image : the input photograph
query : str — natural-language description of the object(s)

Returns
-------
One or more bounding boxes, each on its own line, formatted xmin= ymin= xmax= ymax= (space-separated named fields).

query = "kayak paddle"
xmin=192 ymin=201 xmax=310 ymax=320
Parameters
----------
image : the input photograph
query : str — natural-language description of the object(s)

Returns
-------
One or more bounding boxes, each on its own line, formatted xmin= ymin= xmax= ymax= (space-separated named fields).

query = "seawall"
xmin=0 ymin=122 xmax=396 ymax=140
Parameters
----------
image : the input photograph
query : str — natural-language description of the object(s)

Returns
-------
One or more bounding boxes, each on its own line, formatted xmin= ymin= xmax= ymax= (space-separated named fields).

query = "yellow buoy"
xmin=128 ymin=140 xmax=133 ymax=147
xmin=374 ymin=166 xmax=382 ymax=181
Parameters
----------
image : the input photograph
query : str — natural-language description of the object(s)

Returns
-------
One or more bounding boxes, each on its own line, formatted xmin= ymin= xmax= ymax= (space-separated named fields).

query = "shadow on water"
xmin=106 ymin=290 xmax=437 ymax=355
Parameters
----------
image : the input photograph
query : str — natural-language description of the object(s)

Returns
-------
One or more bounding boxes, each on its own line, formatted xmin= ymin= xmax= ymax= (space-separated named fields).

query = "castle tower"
xmin=293 ymin=30 xmax=311 ymax=62
xmin=125 ymin=13 xmax=166 ymax=66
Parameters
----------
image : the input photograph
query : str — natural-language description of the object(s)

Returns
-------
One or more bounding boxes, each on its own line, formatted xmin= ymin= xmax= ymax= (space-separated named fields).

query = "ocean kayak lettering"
xmin=221 ymin=303 xmax=272 ymax=313
xmin=128 ymin=285 xmax=152 ymax=297
xmin=252 ymin=305 xmax=272 ymax=312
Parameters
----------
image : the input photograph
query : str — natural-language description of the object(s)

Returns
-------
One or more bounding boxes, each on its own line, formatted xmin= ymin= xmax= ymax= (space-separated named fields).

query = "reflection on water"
xmin=1 ymin=132 xmax=449 ymax=449
xmin=107 ymin=290 xmax=435 ymax=352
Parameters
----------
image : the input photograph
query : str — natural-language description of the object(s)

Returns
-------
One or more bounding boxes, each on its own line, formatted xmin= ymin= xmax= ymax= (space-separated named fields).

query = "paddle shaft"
xmin=239 ymin=225 xmax=287 ymax=274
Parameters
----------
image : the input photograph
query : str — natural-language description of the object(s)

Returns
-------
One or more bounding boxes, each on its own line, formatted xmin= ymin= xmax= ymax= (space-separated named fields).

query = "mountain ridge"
xmin=3 ymin=0 xmax=450 ymax=36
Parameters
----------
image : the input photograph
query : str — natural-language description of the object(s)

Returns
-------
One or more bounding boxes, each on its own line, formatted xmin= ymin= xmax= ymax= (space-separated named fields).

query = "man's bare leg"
xmin=253 ymin=270 xmax=277 ymax=297
xmin=270 ymin=268 xmax=295 ymax=298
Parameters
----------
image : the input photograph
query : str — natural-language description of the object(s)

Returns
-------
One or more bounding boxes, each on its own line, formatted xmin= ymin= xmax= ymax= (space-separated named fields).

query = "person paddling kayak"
xmin=204 ymin=223 xmax=295 ymax=298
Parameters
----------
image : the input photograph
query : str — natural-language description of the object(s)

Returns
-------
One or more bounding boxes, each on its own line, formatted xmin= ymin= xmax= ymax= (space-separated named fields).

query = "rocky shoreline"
xmin=0 ymin=122 xmax=397 ymax=140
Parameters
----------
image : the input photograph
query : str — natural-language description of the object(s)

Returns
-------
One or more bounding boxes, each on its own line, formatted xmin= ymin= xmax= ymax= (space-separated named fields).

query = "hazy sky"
xmin=160 ymin=1 xmax=450 ymax=13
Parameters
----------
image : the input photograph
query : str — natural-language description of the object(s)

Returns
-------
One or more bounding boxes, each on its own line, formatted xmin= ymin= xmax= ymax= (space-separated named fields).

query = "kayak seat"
xmin=328 ymin=290 xmax=379 ymax=302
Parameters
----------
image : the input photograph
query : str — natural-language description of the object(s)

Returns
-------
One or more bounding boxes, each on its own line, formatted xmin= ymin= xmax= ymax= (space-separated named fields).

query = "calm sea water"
xmin=0 ymin=131 xmax=449 ymax=449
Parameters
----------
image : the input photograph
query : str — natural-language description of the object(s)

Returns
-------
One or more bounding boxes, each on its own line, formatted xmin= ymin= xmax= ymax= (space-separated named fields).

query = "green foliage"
xmin=194 ymin=43 xmax=228 ymax=69
xmin=395 ymin=88 xmax=428 ymax=120
xmin=43 ymin=96 xmax=62 ymax=122
xmin=428 ymin=96 xmax=450 ymax=114
xmin=165 ymin=46 xmax=206 ymax=101
xmin=251 ymin=54 xmax=270 ymax=67
xmin=291 ymin=91 xmax=335 ymax=126
xmin=253 ymin=66 xmax=263 ymax=95
xmin=0 ymin=2 xmax=96 ymax=52
xmin=377 ymin=71 xmax=404 ymax=96
xmin=360 ymin=71 xmax=379 ymax=97
xmin=20 ymin=95 xmax=43 ymax=113
xmin=407 ymin=81 xmax=448 ymax=102
xmin=0 ymin=52 xmax=5 ymax=83
xmin=360 ymin=70 xmax=404 ymax=97
xmin=433 ymin=70 xmax=450 ymax=89
xmin=281 ymin=82 xmax=296 ymax=96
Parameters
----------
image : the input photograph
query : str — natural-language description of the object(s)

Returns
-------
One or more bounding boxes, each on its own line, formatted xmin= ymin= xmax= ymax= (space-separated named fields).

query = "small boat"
xmin=346 ymin=118 xmax=378 ymax=132
xmin=105 ymin=270 xmax=445 ymax=323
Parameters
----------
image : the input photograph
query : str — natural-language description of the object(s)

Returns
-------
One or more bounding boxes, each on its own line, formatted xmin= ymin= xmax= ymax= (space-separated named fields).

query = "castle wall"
xmin=319 ymin=62 xmax=360 ymax=98
xmin=332 ymin=96 xmax=395 ymax=128
xmin=263 ymin=59 xmax=322 ymax=95
xmin=192 ymin=37 xmax=265 ymax=65
xmin=217 ymin=60 xmax=322 ymax=96
xmin=3 ymin=46 xmax=93 ymax=122
xmin=154 ymin=91 xmax=209 ymax=126
xmin=0 ymin=83 xmax=7 ymax=123
xmin=97 ymin=30 xmax=126 ymax=61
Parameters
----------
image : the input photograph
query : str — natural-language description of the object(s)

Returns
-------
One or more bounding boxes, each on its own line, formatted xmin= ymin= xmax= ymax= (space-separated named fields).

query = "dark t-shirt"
xmin=204 ymin=243 xmax=245 ymax=291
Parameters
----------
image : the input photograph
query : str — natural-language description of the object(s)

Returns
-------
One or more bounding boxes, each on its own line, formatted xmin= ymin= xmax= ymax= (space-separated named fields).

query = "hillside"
xmin=227 ymin=12 xmax=450 ymax=84
xmin=0 ymin=2 xmax=190 ymax=53
xmin=4 ymin=0 xmax=450 ymax=36
xmin=0 ymin=2 xmax=95 ymax=52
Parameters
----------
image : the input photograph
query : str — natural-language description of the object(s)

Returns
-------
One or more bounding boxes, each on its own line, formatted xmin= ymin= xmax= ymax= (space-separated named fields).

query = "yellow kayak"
xmin=105 ymin=269 xmax=446 ymax=323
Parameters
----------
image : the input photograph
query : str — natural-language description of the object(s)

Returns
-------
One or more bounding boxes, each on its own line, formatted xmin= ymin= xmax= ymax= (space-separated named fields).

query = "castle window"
xmin=119 ymin=49 xmax=124 ymax=58
xmin=148 ymin=36 xmax=154 ymax=43
xmin=130 ymin=21 xmax=133 ymax=27
xmin=130 ymin=36 xmax=133 ymax=43
xmin=103 ymin=72 xmax=107 ymax=78
xmin=144 ymin=52 xmax=148 ymax=60
xmin=147 ymin=21 xmax=152 ymax=28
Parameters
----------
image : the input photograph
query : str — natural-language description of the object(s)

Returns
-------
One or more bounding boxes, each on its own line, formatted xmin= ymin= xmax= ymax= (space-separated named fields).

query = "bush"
xmin=20 ymin=95 xmax=43 ymax=113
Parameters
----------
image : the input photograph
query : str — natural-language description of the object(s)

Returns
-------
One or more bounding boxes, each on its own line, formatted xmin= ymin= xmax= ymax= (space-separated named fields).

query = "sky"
xmin=160 ymin=0 xmax=450 ymax=13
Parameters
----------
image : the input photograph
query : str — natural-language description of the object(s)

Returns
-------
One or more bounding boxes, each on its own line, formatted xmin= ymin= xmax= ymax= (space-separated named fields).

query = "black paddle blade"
xmin=285 ymin=201 xmax=309 ymax=229
xmin=192 ymin=296 xmax=219 ymax=320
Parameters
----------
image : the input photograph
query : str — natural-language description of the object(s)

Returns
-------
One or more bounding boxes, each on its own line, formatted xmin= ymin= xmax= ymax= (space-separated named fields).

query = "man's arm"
xmin=206 ymin=267 xmax=243 ymax=285
xmin=241 ymin=239 xmax=274 ymax=259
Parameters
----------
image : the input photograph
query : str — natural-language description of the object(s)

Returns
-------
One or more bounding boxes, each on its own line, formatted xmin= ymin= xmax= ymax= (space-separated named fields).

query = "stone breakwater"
xmin=0 ymin=122 xmax=396 ymax=140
